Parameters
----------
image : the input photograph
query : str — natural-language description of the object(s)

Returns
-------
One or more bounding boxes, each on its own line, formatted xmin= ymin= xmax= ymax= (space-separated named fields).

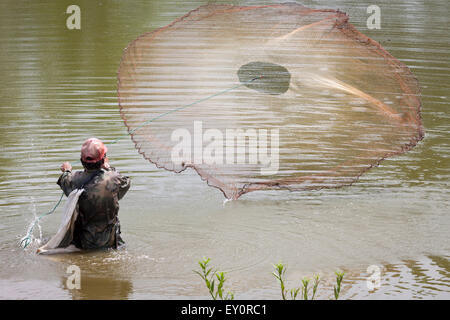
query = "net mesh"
xmin=117 ymin=3 xmax=424 ymax=199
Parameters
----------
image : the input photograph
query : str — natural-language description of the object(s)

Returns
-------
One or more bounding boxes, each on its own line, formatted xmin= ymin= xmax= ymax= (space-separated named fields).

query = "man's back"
xmin=57 ymin=167 xmax=131 ymax=250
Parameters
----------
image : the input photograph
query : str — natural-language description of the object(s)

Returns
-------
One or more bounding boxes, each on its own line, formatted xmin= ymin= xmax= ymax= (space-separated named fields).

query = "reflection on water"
xmin=343 ymin=255 xmax=450 ymax=299
xmin=61 ymin=252 xmax=134 ymax=300
xmin=0 ymin=0 xmax=449 ymax=299
xmin=66 ymin=276 xmax=133 ymax=300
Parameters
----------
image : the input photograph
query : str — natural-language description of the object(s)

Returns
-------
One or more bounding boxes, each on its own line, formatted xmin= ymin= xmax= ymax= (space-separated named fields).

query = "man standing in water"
xmin=57 ymin=138 xmax=131 ymax=250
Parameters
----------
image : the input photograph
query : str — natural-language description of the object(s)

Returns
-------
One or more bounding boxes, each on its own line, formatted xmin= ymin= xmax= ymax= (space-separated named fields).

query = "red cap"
xmin=81 ymin=138 xmax=107 ymax=163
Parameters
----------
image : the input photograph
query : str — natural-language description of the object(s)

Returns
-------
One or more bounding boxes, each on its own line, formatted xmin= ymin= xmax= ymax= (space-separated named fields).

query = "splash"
xmin=20 ymin=192 xmax=65 ymax=248
xmin=117 ymin=3 xmax=423 ymax=199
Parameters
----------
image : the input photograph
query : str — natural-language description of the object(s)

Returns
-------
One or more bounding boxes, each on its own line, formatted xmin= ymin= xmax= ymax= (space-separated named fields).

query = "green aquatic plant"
xmin=311 ymin=274 xmax=320 ymax=300
xmin=334 ymin=271 xmax=345 ymax=300
xmin=272 ymin=263 xmax=345 ymax=300
xmin=195 ymin=258 xmax=343 ymax=300
xmin=194 ymin=257 xmax=234 ymax=300
xmin=302 ymin=274 xmax=321 ymax=300
xmin=272 ymin=263 xmax=288 ymax=300
xmin=272 ymin=263 xmax=321 ymax=300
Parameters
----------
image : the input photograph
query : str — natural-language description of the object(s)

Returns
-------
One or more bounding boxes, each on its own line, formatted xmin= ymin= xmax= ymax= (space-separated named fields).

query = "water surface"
xmin=0 ymin=0 xmax=448 ymax=299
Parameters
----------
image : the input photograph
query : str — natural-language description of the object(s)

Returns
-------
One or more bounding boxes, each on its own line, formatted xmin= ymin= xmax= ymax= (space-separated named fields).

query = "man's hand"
xmin=60 ymin=162 xmax=72 ymax=173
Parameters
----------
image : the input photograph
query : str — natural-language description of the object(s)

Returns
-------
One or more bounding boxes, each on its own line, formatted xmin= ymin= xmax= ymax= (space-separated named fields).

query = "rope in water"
xmin=20 ymin=188 xmax=65 ymax=248
xmin=20 ymin=76 xmax=261 ymax=249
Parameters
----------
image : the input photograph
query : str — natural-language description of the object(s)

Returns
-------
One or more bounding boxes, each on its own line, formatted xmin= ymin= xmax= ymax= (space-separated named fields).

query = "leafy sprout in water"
xmin=196 ymin=258 xmax=343 ymax=300
xmin=194 ymin=257 xmax=234 ymax=300
xmin=272 ymin=262 xmax=322 ymax=300
xmin=334 ymin=271 xmax=345 ymax=300
xmin=272 ymin=263 xmax=345 ymax=300
xmin=272 ymin=263 xmax=288 ymax=300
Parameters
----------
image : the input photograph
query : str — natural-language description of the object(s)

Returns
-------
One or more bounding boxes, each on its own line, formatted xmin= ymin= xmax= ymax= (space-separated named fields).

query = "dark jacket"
xmin=57 ymin=167 xmax=130 ymax=250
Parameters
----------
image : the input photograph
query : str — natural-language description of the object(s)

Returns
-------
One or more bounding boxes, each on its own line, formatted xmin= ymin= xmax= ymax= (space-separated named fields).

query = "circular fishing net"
xmin=117 ymin=3 xmax=424 ymax=199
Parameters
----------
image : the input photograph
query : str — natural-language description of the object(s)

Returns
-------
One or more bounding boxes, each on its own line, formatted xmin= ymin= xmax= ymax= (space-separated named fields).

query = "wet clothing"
xmin=57 ymin=167 xmax=130 ymax=250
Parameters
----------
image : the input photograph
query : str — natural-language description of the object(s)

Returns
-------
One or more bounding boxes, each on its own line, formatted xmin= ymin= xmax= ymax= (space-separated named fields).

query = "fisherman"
xmin=57 ymin=138 xmax=130 ymax=250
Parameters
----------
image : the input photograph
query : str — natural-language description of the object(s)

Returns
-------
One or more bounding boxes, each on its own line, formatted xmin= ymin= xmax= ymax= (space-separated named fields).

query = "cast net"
xmin=117 ymin=3 xmax=423 ymax=199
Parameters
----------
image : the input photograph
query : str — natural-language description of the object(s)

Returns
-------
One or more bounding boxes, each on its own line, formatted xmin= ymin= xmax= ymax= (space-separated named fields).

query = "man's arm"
xmin=107 ymin=160 xmax=131 ymax=200
xmin=117 ymin=174 xmax=131 ymax=200
xmin=57 ymin=162 xmax=75 ymax=196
